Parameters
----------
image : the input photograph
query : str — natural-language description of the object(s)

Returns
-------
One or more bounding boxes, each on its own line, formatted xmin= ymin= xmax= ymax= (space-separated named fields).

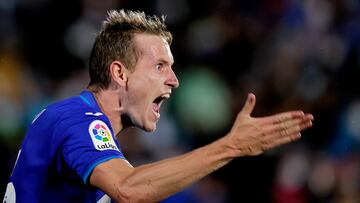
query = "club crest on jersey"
xmin=88 ymin=120 xmax=119 ymax=151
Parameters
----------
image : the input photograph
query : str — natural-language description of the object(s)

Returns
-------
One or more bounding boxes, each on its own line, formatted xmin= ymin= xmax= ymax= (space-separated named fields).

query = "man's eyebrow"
xmin=158 ymin=59 xmax=174 ymax=66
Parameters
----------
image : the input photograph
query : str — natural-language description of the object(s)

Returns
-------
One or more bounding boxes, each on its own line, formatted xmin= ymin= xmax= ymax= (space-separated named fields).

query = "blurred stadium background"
xmin=1 ymin=0 xmax=360 ymax=202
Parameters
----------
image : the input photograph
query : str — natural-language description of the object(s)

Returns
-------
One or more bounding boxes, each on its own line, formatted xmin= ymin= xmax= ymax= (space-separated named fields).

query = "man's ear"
xmin=110 ymin=61 xmax=128 ymax=87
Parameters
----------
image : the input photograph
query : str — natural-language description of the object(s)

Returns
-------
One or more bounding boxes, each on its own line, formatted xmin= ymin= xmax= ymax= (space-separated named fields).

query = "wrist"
xmin=216 ymin=135 xmax=239 ymax=159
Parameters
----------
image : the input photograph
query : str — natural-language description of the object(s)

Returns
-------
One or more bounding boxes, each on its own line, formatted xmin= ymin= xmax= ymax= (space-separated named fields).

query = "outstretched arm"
xmin=90 ymin=93 xmax=313 ymax=203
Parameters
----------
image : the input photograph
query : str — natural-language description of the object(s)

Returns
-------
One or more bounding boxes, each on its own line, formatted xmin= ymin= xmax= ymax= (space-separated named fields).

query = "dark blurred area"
xmin=1 ymin=0 xmax=360 ymax=202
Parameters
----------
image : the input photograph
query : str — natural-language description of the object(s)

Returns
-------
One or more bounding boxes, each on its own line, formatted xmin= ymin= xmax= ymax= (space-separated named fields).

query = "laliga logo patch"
xmin=89 ymin=120 xmax=119 ymax=151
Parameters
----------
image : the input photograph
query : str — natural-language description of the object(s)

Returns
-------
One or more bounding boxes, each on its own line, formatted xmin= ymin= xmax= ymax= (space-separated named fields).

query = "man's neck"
xmin=90 ymin=88 xmax=123 ymax=135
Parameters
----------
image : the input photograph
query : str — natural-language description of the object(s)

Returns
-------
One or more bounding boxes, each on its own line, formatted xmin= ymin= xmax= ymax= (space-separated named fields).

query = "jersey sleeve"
xmin=56 ymin=115 xmax=126 ymax=185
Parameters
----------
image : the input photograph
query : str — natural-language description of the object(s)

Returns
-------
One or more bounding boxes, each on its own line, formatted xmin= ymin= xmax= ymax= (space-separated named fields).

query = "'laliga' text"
xmin=97 ymin=142 xmax=117 ymax=150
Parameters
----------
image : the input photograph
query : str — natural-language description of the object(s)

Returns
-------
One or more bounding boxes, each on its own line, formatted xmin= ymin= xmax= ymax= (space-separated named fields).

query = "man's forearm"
xmin=116 ymin=137 xmax=234 ymax=202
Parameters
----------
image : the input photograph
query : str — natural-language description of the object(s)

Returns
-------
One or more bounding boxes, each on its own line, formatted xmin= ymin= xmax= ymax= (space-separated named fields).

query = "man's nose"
xmin=165 ymin=69 xmax=179 ymax=89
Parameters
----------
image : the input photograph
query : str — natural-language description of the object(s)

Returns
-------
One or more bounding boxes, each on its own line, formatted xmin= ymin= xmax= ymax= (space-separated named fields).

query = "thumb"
xmin=240 ymin=93 xmax=256 ymax=116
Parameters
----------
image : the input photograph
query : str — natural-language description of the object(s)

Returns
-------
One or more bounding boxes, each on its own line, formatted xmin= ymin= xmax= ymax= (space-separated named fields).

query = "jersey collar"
xmin=79 ymin=90 xmax=102 ymax=112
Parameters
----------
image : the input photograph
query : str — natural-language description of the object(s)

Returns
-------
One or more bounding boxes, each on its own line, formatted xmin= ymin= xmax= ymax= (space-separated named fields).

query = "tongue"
xmin=152 ymin=103 xmax=160 ymax=113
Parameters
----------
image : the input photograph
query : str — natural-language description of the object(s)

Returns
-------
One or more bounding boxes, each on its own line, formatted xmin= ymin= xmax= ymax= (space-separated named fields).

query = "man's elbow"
xmin=113 ymin=184 xmax=152 ymax=203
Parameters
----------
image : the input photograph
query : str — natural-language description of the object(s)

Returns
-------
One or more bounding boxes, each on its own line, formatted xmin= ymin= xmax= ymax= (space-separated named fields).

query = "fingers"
xmin=299 ymin=114 xmax=314 ymax=130
xmin=256 ymin=114 xmax=313 ymax=152
xmin=280 ymin=114 xmax=313 ymax=133
xmin=263 ymin=114 xmax=313 ymax=141
xmin=240 ymin=93 xmax=256 ymax=116
xmin=263 ymin=133 xmax=302 ymax=150
xmin=262 ymin=111 xmax=307 ymax=125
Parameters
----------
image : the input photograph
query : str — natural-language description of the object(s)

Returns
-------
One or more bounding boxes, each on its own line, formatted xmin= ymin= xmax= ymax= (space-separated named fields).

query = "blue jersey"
xmin=3 ymin=91 xmax=126 ymax=203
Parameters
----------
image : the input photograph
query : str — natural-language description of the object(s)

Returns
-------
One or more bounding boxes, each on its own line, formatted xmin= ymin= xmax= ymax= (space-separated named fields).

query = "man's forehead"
xmin=134 ymin=33 xmax=174 ymax=63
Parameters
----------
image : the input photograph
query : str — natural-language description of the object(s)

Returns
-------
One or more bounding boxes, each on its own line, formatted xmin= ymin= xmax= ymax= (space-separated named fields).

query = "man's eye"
xmin=156 ymin=64 xmax=163 ymax=70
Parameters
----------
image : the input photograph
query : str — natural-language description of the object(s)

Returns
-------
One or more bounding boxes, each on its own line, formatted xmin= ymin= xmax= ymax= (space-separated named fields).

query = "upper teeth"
xmin=162 ymin=94 xmax=170 ymax=99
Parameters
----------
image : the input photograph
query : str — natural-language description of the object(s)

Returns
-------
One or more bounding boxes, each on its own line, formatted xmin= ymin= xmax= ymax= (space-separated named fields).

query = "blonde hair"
xmin=104 ymin=10 xmax=172 ymax=44
xmin=88 ymin=9 xmax=172 ymax=90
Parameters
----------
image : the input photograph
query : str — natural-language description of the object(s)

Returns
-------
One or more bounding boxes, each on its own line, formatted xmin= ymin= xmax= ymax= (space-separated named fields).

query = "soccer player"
xmin=3 ymin=10 xmax=314 ymax=202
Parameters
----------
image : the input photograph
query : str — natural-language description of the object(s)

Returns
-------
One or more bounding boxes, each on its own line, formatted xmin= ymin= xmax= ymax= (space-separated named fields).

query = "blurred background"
xmin=1 ymin=0 xmax=360 ymax=202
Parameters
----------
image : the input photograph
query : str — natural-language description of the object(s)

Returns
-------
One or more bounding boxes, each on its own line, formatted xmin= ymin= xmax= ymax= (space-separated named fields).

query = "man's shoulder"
xmin=33 ymin=95 xmax=95 ymax=125
xmin=48 ymin=95 xmax=87 ymax=112
xmin=51 ymin=94 xmax=94 ymax=114
xmin=48 ymin=95 xmax=108 ymax=125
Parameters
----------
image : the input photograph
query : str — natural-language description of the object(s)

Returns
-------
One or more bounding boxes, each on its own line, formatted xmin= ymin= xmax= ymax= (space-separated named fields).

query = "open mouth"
xmin=152 ymin=93 xmax=171 ymax=118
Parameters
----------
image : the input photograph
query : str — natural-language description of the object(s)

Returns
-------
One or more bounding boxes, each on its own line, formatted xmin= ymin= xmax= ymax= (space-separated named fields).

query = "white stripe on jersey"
xmin=3 ymin=182 xmax=16 ymax=203
xmin=97 ymin=194 xmax=111 ymax=203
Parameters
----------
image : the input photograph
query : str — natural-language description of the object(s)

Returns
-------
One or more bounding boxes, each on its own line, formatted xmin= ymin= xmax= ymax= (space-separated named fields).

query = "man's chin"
xmin=143 ymin=124 xmax=157 ymax=132
xmin=140 ymin=121 xmax=157 ymax=132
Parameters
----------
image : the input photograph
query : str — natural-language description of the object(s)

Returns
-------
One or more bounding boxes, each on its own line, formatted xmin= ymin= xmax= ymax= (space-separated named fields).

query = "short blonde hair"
xmin=88 ymin=9 xmax=172 ymax=90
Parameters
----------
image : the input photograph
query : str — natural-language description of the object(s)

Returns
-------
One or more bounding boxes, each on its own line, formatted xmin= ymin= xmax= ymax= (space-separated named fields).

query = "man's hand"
xmin=226 ymin=93 xmax=314 ymax=156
